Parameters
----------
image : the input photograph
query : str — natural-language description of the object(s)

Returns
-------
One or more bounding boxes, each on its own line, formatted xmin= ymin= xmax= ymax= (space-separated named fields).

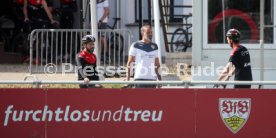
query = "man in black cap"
xmin=215 ymin=28 xmax=252 ymax=88
xmin=76 ymin=35 xmax=102 ymax=88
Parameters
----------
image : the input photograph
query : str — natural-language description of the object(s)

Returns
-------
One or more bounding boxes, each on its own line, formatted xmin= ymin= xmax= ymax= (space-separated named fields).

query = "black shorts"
xmin=99 ymin=23 xmax=107 ymax=29
xmin=134 ymin=79 xmax=157 ymax=88
xmin=98 ymin=23 xmax=107 ymax=37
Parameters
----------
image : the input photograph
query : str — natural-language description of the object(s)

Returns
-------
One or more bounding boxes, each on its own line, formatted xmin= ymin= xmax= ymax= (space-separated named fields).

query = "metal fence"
xmin=29 ymin=29 xmax=133 ymax=74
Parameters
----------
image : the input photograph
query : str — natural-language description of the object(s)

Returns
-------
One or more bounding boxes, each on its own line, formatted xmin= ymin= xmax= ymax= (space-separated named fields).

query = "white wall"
xmin=192 ymin=0 xmax=276 ymax=88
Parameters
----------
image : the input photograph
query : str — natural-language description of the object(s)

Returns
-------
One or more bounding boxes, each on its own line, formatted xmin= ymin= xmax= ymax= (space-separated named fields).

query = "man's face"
xmin=143 ymin=27 xmax=153 ymax=41
xmin=227 ymin=37 xmax=233 ymax=48
xmin=85 ymin=41 xmax=95 ymax=53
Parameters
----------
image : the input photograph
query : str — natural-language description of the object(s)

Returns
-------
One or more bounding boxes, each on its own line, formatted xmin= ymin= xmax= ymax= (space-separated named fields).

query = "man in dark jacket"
xmin=76 ymin=35 xmax=102 ymax=88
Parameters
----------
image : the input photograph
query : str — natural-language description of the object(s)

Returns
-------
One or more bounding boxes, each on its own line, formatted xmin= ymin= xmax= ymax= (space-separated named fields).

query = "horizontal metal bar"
xmin=0 ymin=81 xmax=276 ymax=85
xmin=162 ymin=5 xmax=192 ymax=8
xmin=264 ymin=25 xmax=276 ymax=28
xmin=31 ymin=29 xmax=131 ymax=33
xmin=0 ymin=81 xmax=37 ymax=84
xmin=163 ymin=14 xmax=192 ymax=17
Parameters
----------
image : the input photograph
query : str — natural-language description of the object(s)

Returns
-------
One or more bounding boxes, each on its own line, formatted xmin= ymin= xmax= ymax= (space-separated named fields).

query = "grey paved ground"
xmin=0 ymin=64 xmax=190 ymax=81
xmin=0 ymin=64 xmax=190 ymax=88
xmin=0 ymin=64 xmax=126 ymax=88
xmin=0 ymin=64 xmax=77 ymax=81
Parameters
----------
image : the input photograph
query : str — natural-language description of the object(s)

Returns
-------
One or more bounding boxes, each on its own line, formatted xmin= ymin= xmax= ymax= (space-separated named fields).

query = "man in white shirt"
xmin=96 ymin=0 xmax=110 ymax=61
xmin=125 ymin=25 xmax=162 ymax=88
xmin=97 ymin=0 xmax=109 ymax=28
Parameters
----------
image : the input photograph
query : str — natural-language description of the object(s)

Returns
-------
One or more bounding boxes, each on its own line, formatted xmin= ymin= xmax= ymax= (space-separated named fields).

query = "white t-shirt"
xmin=96 ymin=0 xmax=109 ymax=23
xmin=129 ymin=41 xmax=159 ymax=80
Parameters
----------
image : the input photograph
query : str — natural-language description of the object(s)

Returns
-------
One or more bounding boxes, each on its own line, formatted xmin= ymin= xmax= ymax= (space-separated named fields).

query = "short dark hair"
xmin=232 ymin=39 xmax=240 ymax=43
xmin=140 ymin=24 xmax=152 ymax=34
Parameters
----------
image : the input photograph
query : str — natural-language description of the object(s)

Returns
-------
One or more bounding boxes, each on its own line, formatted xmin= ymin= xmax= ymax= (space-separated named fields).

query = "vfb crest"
xmin=219 ymin=98 xmax=251 ymax=134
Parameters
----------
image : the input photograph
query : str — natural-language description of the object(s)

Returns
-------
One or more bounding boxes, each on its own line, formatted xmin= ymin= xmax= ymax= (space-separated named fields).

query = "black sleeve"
xmin=75 ymin=55 xmax=86 ymax=80
xmin=91 ymin=65 xmax=100 ymax=81
xmin=229 ymin=52 xmax=239 ymax=68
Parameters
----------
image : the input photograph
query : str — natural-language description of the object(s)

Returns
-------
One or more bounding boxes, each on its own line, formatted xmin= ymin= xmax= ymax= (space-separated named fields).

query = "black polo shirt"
xmin=229 ymin=45 xmax=253 ymax=88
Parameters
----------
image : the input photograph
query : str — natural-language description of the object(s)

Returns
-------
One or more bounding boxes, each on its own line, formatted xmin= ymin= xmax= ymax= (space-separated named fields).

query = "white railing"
xmin=1 ymin=80 xmax=276 ymax=89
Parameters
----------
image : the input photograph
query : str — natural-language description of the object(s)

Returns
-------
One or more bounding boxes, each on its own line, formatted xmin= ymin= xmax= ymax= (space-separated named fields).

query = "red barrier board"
xmin=0 ymin=88 xmax=276 ymax=138
xmin=0 ymin=89 xmax=46 ymax=137
xmin=0 ymin=89 xmax=195 ymax=138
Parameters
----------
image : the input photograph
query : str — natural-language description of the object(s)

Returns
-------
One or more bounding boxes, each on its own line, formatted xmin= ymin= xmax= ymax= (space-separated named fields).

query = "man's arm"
xmin=75 ymin=56 xmax=86 ymax=79
xmin=217 ymin=62 xmax=236 ymax=81
xmin=23 ymin=0 xmax=29 ymax=22
xmin=125 ymin=56 xmax=135 ymax=81
xmin=154 ymin=58 xmax=162 ymax=81
xmin=224 ymin=63 xmax=236 ymax=81
xmin=98 ymin=6 xmax=109 ymax=27
xmin=100 ymin=0 xmax=110 ymax=22
xmin=100 ymin=7 xmax=110 ymax=22
xmin=42 ymin=1 xmax=57 ymax=24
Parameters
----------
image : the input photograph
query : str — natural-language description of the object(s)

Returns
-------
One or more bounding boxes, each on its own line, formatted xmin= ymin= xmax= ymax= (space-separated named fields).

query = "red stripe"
xmin=230 ymin=46 xmax=239 ymax=56
xmin=80 ymin=50 xmax=97 ymax=64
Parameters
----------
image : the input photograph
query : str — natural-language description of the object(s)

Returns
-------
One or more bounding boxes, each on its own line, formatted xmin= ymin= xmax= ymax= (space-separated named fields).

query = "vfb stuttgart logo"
xmin=219 ymin=98 xmax=251 ymax=134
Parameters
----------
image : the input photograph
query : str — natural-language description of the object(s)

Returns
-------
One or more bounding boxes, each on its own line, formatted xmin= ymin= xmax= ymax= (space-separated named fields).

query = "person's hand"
xmin=51 ymin=19 xmax=58 ymax=24
xmin=84 ymin=77 xmax=90 ymax=84
xmin=24 ymin=17 xmax=30 ymax=23
xmin=51 ymin=20 xmax=60 ymax=28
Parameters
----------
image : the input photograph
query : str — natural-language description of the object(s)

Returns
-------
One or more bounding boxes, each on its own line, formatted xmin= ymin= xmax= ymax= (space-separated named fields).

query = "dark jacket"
xmin=76 ymin=50 xmax=99 ymax=88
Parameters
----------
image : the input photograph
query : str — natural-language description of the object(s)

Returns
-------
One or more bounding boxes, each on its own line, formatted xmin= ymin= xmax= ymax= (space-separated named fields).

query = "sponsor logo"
xmin=219 ymin=98 xmax=251 ymax=134
xmin=3 ymin=105 xmax=163 ymax=127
